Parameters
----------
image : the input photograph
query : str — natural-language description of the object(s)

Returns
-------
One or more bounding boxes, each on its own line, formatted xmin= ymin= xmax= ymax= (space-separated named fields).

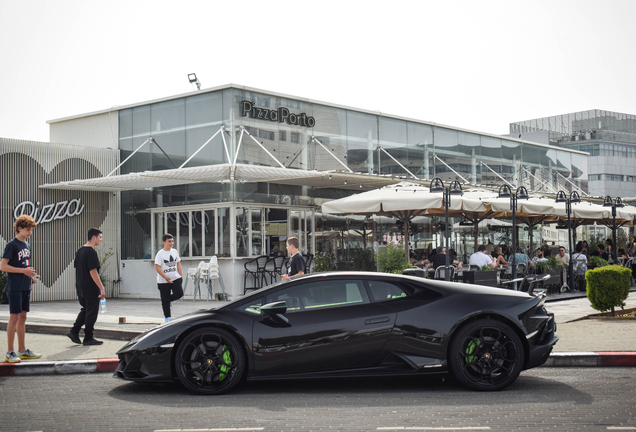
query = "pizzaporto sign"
xmin=239 ymin=100 xmax=316 ymax=127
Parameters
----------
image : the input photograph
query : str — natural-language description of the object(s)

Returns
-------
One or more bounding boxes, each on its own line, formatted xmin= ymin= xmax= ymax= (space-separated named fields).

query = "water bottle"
xmin=100 ymin=298 xmax=107 ymax=313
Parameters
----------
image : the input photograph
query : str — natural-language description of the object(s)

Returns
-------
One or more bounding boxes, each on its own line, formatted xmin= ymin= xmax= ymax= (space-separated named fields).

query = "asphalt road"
xmin=1 ymin=368 xmax=635 ymax=432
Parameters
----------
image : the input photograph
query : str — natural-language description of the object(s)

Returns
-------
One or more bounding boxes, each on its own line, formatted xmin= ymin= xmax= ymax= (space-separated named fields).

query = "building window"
xmin=258 ymin=129 xmax=275 ymax=141
xmin=291 ymin=132 xmax=300 ymax=144
xmin=589 ymin=174 xmax=602 ymax=181
xmin=627 ymin=176 xmax=636 ymax=182
xmin=279 ymin=131 xmax=286 ymax=141
xmin=606 ymin=174 xmax=624 ymax=182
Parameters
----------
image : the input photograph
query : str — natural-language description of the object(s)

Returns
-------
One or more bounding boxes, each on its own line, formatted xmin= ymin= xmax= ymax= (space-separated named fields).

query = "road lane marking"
xmin=607 ymin=428 xmax=636 ymax=430
xmin=378 ymin=428 xmax=491 ymax=431
xmin=156 ymin=429 xmax=265 ymax=432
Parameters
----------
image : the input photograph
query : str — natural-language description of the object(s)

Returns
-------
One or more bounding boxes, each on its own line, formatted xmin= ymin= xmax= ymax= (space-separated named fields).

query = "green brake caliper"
xmin=219 ymin=345 xmax=232 ymax=381
xmin=465 ymin=339 xmax=480 ymax=363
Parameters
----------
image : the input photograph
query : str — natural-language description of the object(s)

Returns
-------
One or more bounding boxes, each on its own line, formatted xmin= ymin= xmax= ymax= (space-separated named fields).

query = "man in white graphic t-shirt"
xmin=154 ymin=233 xmax=183 ymax=322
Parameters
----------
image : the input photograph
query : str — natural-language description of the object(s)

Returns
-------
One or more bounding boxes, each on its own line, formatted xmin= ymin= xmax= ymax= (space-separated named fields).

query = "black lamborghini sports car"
xmin=114 ymin=271 xmax=558 ymax=394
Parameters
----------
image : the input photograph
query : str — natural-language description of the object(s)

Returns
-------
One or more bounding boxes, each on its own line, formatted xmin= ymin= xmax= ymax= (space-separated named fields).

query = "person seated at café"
xmin=618 ymin=248 xmax=630 ymax=265
xmin=571 ymin=243 xmax=588 ymax=291
xmin=596 ymin=244 xmax=609 ymax=261
xmin=605 ymin=238 xmax=614 ymax=258
xmin=508 ymin=246 xmax=530 ymax=265
xmin=427 ymin=246 xmax=462 ymax=270
xmin=576 ymin=241 xmax=589 ymax=259
xmin=410 ymin=252 xmax=429 ymax=268
xmin=530 ymin=248 xmax=548 ymax=266
xmin=469 ymin=245 xmax=497 ymax=269
xmin=555 ymin=246 xmax=570 ymax=265
xmin=492 ymin=246 xmax=509 ymax=268
xmin=541 ymin=241 xmax=552 ymax=257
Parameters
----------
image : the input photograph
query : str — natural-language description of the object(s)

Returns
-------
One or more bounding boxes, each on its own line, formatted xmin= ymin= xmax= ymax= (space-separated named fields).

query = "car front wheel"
xmin=175 ymin=327 xmax=245 ymax=395
xmin=449 ymin=319 xmax=524 ymax=391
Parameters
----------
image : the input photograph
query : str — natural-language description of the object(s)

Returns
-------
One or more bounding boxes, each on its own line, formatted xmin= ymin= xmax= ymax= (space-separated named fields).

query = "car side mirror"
xmin=261 ymin=301 xmax=289 ymax=324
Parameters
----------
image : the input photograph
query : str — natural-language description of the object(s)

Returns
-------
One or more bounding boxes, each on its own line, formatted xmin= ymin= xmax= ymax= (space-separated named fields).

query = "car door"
xmin=252 ymin=278 xmax=396 ymax=375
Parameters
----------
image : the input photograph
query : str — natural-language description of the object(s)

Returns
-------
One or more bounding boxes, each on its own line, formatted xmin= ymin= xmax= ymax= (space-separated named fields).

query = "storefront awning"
xmin=39 ymin=163 xmax=423 ymax=192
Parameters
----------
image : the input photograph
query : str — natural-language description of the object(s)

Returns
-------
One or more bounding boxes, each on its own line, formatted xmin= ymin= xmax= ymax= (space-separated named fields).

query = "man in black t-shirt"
xmin=68 ymin=228 xmax=106 ymax=346
xmin=596 ymin=244 xmax=609 ymax=261
xmin=428 ymin=245 xmax=463 ymax=270
xmin=281 ymin=237 xmax=306 ymax=280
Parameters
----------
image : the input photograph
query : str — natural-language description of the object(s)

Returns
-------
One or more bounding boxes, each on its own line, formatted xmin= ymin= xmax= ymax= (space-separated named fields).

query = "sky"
xmin=1 ymin=0 xmax=635 ymax=143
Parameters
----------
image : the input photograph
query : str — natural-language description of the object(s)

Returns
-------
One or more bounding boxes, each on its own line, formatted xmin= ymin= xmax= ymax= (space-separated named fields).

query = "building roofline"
xmin=46 ymin=83 xmax=587 ymax=155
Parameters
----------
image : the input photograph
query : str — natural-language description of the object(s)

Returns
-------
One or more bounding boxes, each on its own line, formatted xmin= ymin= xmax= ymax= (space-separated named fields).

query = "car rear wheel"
xmin=449 ymin=319 xmax=524 ymax=391
xmin=175 ymin=327 xmax=245 ymax=395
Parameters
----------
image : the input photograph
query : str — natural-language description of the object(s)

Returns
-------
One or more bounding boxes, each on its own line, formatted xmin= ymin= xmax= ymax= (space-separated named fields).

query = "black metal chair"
xmin=265 ymin=255 xmax=286 ymax=283
xmin=302 ymin=253 xmax=314 ymax=274
xmin=434 ymin=266 xmax=455 ymax=281
xmin=243 ymin=255 xmax=270 ymax=294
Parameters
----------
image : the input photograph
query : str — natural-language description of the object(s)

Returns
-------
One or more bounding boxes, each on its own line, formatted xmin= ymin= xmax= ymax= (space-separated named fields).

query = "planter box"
xmin=402 ymin=268 xmax=427 ymax=278
xmin=462 ymin=270 xmax=498 ymax=287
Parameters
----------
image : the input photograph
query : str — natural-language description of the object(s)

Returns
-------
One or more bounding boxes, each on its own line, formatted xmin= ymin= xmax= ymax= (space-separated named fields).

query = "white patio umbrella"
xmin=321 ymin=181 xmax=493 ymax=258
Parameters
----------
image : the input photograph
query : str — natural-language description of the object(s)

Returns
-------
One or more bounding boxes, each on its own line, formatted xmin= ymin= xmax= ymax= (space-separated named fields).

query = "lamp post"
xmin=555 ymin=190 xmax=581 ymax=291
xmin=430 ymin=178 xmax=463 ymax=281
xmin=603 ymin=195 xmax=625 ymax=262
xmin=497 ymin=185 xmax=529 ymax=290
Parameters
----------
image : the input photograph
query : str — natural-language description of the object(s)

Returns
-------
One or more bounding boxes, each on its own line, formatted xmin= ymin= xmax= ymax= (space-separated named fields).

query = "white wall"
xmin=119 ymin=258 xmax=251 ymax=301
xmin=50 ymin=112 xmax=118 ymax=149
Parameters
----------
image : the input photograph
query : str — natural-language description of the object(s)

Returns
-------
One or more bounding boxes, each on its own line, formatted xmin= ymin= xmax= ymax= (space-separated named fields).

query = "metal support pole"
xmin=567 ymin=200 xmax=574 ymax=291
xmin=612 ymin=206 xmax=617 ymax=263
xmin=444 ymin=188 xmax=450 ymax=282
xmin=511 ymin=194 xmax=518 ymax=290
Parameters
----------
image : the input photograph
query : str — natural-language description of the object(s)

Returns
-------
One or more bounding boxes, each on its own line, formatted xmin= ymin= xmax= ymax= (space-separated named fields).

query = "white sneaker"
xmin=5 ymin=351 xmax=21 ymax=363
xmin=165 ymin=317 xmax=172 ymax=323
xmin=17 ymin=348 xmax=42 ymax=359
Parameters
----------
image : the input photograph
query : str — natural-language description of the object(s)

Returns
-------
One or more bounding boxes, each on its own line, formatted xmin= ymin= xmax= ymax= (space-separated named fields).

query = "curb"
xmin=0 ymin=358 xmax=119 ymax=376
xmin=0 ymin=322 xmax=142 ymax=341
xmin=1 ymin=352 xmax=635 ymax=377
xmin=542 ymin=351 xmax=636 ymax=367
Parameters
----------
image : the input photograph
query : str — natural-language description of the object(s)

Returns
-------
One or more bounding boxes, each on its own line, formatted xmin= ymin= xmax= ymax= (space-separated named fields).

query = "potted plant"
xmin=313 ymin=252 xmax=336 ymax=273
xmin=375 ymin=242 xmax=413 ymax=274
xmin=588 ymin=256 xmax=608 ymax=270
xmin=347 ymin=247 xmax=376 ymax=272
xmin=462 ymin=265 xmax=498 ymax=287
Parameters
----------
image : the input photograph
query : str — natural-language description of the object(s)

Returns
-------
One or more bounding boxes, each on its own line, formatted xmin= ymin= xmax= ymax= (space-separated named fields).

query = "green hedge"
xmin=586 ymin=265 xmax=632 ymax=314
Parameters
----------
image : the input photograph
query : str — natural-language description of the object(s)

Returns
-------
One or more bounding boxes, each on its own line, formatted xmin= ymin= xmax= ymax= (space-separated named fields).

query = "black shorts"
xmin=8 ymin=290 xmax=31 ymax=314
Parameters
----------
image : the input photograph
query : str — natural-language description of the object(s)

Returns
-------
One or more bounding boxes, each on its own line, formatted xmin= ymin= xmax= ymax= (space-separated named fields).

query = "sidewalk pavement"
xmin=1 ymin=290 xmax=635 ymax=377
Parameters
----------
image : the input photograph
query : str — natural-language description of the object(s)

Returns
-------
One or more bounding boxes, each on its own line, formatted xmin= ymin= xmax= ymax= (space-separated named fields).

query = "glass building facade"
xmin=510 ymin=109 xmax=636 ymax=197
xmin=116 ymin=85 xmax=588 ymax=262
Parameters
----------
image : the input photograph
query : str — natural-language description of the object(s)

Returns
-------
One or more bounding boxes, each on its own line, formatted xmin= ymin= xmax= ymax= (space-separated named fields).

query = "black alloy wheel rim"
xmin=459 ymin=326 xmax=518 ymax=386
xmin=179 ymin=333 xmax=237 ymax=391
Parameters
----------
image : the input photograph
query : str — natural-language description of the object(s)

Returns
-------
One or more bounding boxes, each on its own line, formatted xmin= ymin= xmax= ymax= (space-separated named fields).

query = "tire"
xmin=175 ymin=327 xmax=245 ymax=395
xmin=449 ymin=319 xmax=524 ymax=391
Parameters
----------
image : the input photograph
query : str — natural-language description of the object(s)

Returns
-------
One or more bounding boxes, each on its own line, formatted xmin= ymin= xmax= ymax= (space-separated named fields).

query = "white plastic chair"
xmin=183 ymin=267 xmax=199 ymax=299
xmin=193 ymin=261 xmax=210 ymax=301
xmin=207 ymin=256 xmax=227 ymax=300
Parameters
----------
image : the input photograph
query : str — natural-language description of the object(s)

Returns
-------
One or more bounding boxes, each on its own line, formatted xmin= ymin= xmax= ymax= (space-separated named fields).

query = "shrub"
xmin=480 ymin=265 xmax=493 ymax=271
xmin=348 ymin=247 xmax=376 ymax=271
xmin=313 ymin=252 xmax=336 ymax=272
xmin=586 ymin=265 xmax=632 ymax=314
xmin=375 ymin=242 xmax=413 ymax=274
xmin=588 ymin=255 xmax=608 ymax=269
xmin=534 ymin=256 xmax=561 ymax=274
